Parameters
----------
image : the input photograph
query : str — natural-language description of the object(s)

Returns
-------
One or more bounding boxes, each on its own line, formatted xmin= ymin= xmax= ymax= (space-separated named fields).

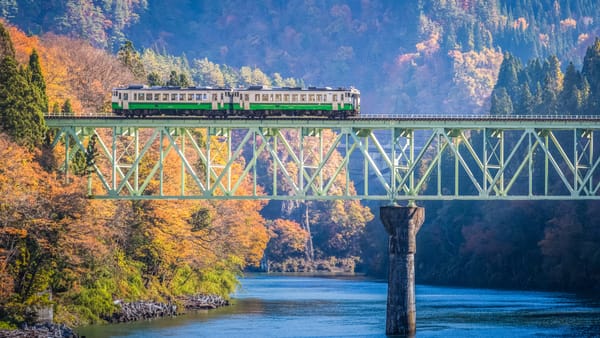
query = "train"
xmin=111 ymin=85 xmax=360 ymax=118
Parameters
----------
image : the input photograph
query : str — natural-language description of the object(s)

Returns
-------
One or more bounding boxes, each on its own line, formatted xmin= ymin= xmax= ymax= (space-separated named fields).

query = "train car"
xmin=111 ymin=85 xmax=360 ymax=118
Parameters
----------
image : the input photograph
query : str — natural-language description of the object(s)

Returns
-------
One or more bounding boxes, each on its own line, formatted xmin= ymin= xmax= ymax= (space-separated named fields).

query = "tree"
xmin=0 ymin=21 xmax=14 ymax=58
xmin=490 ymin=87 xmax=513 ymax=115
xmin=559 ymin=62 xmax=583 ymax=115
xmin=0 ymin=52 xmax=47 ymax=149
xmin=61 ymin=99 xmax=73 ymax=115
xmin=582 ymin=38 xmax=600 ymax=114
xmin=117 ymin=40 xmax=146 ymax=81
xmin=28 ymin=49 xmax=48 ymax=112
xmin=147 ymin=71 xmax=162 ymax=86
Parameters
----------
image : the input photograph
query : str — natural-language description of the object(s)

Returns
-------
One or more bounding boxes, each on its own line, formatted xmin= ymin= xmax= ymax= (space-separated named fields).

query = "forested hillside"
xmin=3 ymin=0 xmax=600 ymax=114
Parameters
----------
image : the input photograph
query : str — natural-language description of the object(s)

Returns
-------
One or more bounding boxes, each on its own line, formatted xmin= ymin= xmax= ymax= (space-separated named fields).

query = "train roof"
xmin=114 ymin=85 xmax=359 ymax=92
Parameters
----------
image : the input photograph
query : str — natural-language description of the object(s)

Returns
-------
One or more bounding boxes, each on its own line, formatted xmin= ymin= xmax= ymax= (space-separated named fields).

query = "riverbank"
xmin=0 ymin=294 xmax=229 ymax=338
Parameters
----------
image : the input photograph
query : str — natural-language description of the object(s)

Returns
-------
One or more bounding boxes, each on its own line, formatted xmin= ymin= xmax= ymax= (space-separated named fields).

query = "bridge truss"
xmin=46 ymin=116 xmax=600 ymax=201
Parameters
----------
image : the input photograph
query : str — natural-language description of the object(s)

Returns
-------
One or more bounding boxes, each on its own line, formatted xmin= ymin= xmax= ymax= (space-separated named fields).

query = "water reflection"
xmin=77 ymin=274 xmax=600 ymax=337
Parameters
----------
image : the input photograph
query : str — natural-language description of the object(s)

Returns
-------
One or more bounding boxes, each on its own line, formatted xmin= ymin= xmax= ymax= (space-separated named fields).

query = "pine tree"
xmin=117 ymin=40 xmax=146 ymax=81
xmin=61 ymin=99 xmax=73 ymax=115
xmin=0 ymin=21 xmax=14 ymax=58
xmin=495 ymin=52 xmax=521 ymax=100
xmin=28 ymin=49 xmax=48 ymax=112
xmin=0 ymin=23 xmax=46 ymax=149
xmin=560 ymin=62 xmax=582 ymax=115
xmin=516 ymin=83 xmax=534 ymax=115
xmin=490 ymin=87 xmax=513 ymax=115
xmin=582 ymin=38 xmax=600 ymax=114
xmin=147 ymin=71 xmax=162 ymax=86
xmin=167 ymin=70 xmax=180 ymax=86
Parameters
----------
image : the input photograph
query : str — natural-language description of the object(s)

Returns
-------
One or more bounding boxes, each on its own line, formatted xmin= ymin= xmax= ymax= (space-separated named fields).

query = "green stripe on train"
xmin=113 ymin=102 xmax=355 ymax=111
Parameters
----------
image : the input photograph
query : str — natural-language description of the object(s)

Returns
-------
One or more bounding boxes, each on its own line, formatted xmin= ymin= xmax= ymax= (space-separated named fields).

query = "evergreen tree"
xmin=582 ymin=38 xmax=600 ymax=114
xmin=117 ymin=40 xmax=146 ymax=81
xmin=166 ymin=70 xmax=180 ymax=86
xmin=61 ymin=99 xmax=73 ymax=115
xmin=28 ymin=49 xmax=48 ymax=112
xmin=490 ymin=87 xmax=513 ymax=115
xmin=179 ymin=72 xmax=191 ymax=87
xmin=541 ymin=75 xmax=559 ymax=115
xmin=0 ymin=23 xmax=46 ymax=149
xmin=51 ymin=102 xmax=60 ymax=114
xmin=495 ymin=52 xmax=521 ymax=100
xmin=560 ymin=62 xmax=583 ymax=115
xmin=0 ymin=56 xmax=47 ymax=149
xmin=0 ymin=20 xmax=14 ymax=58
xmin=516 ymin=83 xmax=534 ymax=115
xmin=147 ymin=71 xmax=162 ymax=86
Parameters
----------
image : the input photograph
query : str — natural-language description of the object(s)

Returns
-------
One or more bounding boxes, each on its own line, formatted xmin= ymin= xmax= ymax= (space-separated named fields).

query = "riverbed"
xmin=77 ymin=274 xmax=600 ymax=337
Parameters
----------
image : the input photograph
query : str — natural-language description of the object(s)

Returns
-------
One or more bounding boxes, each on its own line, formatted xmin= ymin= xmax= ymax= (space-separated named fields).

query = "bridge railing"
xmin=44 ymin=112 xmax=600 ymax=121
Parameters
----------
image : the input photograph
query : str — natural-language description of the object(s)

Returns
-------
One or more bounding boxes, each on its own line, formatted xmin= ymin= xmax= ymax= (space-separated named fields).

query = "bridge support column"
xmin=380 ymin=206 xmax=425 ymax=336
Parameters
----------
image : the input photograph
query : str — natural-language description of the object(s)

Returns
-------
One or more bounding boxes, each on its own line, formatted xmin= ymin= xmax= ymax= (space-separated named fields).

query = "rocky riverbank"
xmin=104 ymin=294 xmax=229 ymax=323
xmin=0 ymin=323 xmax=78 ymax=338
xmin=0 ymin=294 xmax=229 ymax=337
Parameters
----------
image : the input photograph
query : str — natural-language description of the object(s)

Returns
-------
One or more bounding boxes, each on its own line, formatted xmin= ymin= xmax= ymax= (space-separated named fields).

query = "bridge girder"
xmin=46 ymin=117 xmax=600 ymax=201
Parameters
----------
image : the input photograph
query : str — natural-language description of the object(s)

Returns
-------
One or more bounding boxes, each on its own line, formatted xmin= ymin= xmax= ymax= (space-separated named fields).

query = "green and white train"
xmin=111 ymin=85 xmax=360 ymax=118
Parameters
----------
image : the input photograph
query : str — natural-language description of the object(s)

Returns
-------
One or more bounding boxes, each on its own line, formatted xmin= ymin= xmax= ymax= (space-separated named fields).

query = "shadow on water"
xmin=77 ymin=274 xmax=600 ymax=338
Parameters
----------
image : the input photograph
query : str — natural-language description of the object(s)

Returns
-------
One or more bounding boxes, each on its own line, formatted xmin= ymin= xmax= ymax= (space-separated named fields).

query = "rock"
xmin=0 ymin=323 xmax=78 ymax=338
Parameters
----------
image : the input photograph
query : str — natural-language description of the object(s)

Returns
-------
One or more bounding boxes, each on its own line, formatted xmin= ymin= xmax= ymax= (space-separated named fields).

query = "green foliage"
xmin=117 ymin=40 xmax=146 ymax=81
xmin=61 ymin=99 xmax=73 ymax=115
xmin=0 ymin=21 xmax=14 ymax=58
xmin=198 ymin=256 xmax=242 ymax=299
xmin=28 ymin=49 xmax=48 ymax=112
xmin=0 ymin=28 xmax=47 ymax=149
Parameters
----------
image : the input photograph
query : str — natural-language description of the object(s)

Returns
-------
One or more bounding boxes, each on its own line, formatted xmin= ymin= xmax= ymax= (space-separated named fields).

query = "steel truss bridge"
xmin=46 ymin=115 xmax=600 ymax=201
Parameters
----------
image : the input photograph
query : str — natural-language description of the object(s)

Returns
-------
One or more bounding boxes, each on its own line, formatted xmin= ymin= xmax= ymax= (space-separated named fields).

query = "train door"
xmin=211 ymin=93 xmax=218 ymax=110
xmin=122 ymin=91 xmax=129 ymax=110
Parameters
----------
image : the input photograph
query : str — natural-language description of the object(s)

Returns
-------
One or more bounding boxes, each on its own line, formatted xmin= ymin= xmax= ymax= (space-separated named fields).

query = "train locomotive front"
xmin=111 ymin=85 xmax=360 ymax=118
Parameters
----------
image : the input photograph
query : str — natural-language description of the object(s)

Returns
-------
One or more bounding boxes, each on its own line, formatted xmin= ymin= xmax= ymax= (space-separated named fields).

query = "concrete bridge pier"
xmin=380 ymin=205 xmax=425 ymax=336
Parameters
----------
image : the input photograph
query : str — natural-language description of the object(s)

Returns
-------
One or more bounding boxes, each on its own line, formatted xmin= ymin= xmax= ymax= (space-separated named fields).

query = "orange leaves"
xmin=266 ymin=219 xmax=309 ymax=258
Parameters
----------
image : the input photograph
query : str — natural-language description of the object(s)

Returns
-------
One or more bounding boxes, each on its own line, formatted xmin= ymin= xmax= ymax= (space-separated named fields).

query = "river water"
xmin=77 ymin=274 xmax=600 ymax=337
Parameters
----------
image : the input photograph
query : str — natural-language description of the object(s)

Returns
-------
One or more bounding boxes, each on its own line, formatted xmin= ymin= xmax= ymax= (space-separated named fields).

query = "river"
xmin=77 ymin=274 xmax=600 ymax=337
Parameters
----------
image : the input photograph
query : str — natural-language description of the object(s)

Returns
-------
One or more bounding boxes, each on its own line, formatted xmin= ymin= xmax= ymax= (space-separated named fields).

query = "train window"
xmin=269 ymin=94 xmax=274 ymax=101
xmin=194 ymin=94 xmax=201 ymax=101
xmin=162 ymin=93 xmax=168 ymax=101
xmin=212 ymin=94 xmax=218 ymax=101
xmin=309 ymin=94 xmax=315 ymax=102
xmin=284 ymin=94 xmax=289 ymax=102
xmin=171 ymin=93 xmax=177 ymax=101
xmin=221 ymin=93 xmax=224 ymax=100
xmin=254 ymin=94 xmax=260 ymax=101
xmin=300 ymin=94 xmax=306 ymax=102
xmin=123 ymin=93 xmax=128 ymax=100
xmin=203 ymin=93 xmax=208 ymax=100
xmin=118 ymin=93 xmax=122 ymax=99
xmin=333 ymin=94 xmax=338 ymax=101
xmin=317 ymin=94 xmax=322 ymax=101
xmin=275 ymin=94 xmax=281 ymax=101
xmin=262 ymin=94 xmax=269 ymax=101
xmin=178 ymin=94 xmax=184 ymax=101
xmin=292 ymin=94 xmax=298 ymax=102
xmin=138 ymin=93 xmax=144 ymax=101
xmin=245 ymin=94 xmax=249 ymax=101
xmin=154 ymin=93 xmax=160 ymax=101
xmin=146 ymin=93 xmax=152 ymax=100
xmin=133 ymin=93 xmax=137 ymax=100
